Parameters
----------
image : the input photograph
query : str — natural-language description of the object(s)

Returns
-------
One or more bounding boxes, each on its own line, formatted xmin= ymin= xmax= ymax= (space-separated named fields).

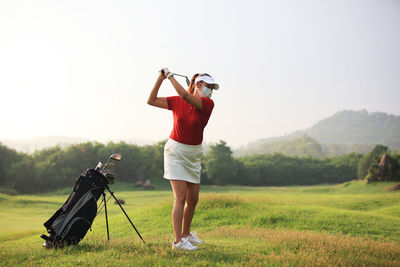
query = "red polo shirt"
xmin=167 ymin=96 xmax=214 ymax=145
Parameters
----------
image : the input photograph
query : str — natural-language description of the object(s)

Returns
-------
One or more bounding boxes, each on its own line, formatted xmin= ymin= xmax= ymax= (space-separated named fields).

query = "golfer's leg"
xmin=182 ymin=182 xmax=200 ymax=237
xmin=170 ymin=180 xmax=187 ymax=243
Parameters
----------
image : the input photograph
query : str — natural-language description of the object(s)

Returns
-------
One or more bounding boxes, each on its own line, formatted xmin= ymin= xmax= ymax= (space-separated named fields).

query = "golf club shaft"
xmin=161 ymin=70 xmax=187 ymax=78
xmin=160 ymin=70 xmax=190 ymax=86
xmin=100 ymin=158 xmax=110 ymax=173
xmin=172 ymin=73 xmax=187 ymax=79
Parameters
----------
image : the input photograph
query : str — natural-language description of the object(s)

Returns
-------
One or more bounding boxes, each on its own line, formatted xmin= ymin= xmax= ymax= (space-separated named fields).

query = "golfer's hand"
xmin=160 ymin=68 xmax=173 ymax=79
xmin=158 ymin=72 xmax=166 ymax=81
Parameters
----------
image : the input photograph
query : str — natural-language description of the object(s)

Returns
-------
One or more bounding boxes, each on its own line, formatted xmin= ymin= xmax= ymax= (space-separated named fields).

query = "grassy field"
xmin=0 ymin=181 xmax=400 ymax=266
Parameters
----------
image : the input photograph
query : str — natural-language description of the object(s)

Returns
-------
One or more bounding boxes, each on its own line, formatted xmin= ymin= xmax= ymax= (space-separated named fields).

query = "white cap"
xmin=195 ymin=75 xmax=219 ymax=90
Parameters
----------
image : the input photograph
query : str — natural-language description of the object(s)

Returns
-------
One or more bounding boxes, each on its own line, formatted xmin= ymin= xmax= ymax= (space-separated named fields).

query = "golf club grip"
xmin=160 ymin=69 xmax=165 ymax=75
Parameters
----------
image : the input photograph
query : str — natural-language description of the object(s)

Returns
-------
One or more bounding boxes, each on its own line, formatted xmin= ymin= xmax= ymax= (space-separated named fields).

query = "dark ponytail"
xmin=187 ymin=73 xmax=200 ymax=94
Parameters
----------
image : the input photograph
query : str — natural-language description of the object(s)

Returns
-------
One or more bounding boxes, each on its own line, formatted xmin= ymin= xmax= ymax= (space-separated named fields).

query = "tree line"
xmin=203 ymin=141 xmax=363 ymax=186
xmin=0 ymin=140 xmax=399 ymax=194
xmin=0 ymin=141 xmax=165 ymax=194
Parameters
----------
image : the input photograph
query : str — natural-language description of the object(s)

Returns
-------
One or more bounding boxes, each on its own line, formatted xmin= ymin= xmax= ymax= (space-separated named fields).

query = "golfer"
xmin=147 ymin=68 xmax=219 ymax=251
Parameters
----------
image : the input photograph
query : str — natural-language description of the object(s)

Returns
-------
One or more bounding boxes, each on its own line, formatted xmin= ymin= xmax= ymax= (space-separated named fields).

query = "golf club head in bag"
xmin=99 ymin=153 xmax=121 ymax=184
xmin=100 ymin=154 xmax=122 ymax=173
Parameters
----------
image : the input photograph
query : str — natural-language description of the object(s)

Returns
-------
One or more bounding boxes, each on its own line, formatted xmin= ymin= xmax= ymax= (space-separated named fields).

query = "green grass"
xmin=0 ymin=180 xmax=399 ymax=266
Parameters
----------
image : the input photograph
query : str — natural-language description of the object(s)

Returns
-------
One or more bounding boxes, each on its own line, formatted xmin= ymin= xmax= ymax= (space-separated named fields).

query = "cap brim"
xmin=209 ymin=83 xmax=219 ymax=90
xmin=195 ymin=75 xmax=219 ymax=90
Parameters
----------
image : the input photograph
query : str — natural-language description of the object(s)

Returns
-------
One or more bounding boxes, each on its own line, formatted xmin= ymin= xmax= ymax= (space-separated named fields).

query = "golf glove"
xmin=161 ymin=68 xmax=174 ymax=79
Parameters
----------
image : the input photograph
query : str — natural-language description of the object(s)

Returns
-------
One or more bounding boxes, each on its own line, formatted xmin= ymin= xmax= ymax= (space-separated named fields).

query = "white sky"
xmin=1 ymin=0 xmax=399 ymax=147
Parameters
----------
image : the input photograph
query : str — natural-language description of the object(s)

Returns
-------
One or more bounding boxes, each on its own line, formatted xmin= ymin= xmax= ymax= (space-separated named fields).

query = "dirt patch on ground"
xmin=390 ymin=183 xmax=400 ymax=191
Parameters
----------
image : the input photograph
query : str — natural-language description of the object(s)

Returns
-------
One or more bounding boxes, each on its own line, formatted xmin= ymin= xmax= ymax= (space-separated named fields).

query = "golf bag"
xmin=40 ymin=168 xmax=109 ymax=247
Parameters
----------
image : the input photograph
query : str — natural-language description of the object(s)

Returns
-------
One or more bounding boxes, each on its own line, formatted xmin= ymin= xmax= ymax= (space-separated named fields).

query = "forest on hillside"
xmin=235 ymin=135 xmax=373 ymax=157
xmin=237 ymin=110 xmax=400 ymax=156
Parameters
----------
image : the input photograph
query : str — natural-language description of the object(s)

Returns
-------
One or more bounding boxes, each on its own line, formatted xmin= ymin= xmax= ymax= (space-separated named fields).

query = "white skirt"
xmin=163 ymin=138 xmax=202 ymax=184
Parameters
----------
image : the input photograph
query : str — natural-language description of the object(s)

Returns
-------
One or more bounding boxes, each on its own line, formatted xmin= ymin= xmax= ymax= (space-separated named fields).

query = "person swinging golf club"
xmin=147 ymin=68 xmax=219 ymax=251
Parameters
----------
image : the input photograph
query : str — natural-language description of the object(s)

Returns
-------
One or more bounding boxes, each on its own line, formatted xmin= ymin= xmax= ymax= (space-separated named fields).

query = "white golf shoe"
xmin=172 ymin=237 xmax=199 ymax=251
xmin=186 ymin=232 xmax=205 ymax=245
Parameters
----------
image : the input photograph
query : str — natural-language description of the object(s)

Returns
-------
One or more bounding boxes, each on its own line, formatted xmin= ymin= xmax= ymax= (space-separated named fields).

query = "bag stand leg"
xmin=105 ymin=186 xmax=145 ymax=243
xmin=103 ymin=192 xmax=110 ymax=241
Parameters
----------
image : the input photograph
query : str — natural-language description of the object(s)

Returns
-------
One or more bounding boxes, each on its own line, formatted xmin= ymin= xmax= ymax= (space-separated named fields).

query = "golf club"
xmin=100 ymin=153 xmax=122 ymax=173
xmin=161 ymin=69 xmax=190 ymax=86
xmin=104 ymin=163 xmax=115 ymax=168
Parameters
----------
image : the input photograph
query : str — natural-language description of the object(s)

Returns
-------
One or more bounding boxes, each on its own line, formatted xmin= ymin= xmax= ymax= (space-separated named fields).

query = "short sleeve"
xmin=167 ymin=96 xmax=180 ymax=110
xmin=201 ymin=97 xmax=214 ymax=117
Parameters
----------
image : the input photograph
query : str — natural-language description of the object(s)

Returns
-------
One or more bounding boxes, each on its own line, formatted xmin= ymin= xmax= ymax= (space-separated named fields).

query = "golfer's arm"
xmin=169 ymin=77 xmax=202 ymax=110
xmin=147 ymin=75 xmax=168 ymax=109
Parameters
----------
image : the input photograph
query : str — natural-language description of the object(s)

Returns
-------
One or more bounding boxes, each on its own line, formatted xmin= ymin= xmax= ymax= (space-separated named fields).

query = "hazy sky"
xmin=1 ymin=0 xmax=399 ymax=147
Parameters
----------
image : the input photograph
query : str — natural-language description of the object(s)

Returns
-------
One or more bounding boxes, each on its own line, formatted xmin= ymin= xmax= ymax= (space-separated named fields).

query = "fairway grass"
xmin=0 ymin=181 xmax=399 ymax=266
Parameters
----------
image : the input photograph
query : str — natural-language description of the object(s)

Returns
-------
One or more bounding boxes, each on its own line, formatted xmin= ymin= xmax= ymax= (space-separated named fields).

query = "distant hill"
xmin=236 ymin=110 xmax=400 ymax=157
xmin=0 ymin=136 xmax=156 ymax=154
xmin=299 ymin=110 xmax=400 ymax=147
xmin=0 ymin=137 xmax=93 ymax=153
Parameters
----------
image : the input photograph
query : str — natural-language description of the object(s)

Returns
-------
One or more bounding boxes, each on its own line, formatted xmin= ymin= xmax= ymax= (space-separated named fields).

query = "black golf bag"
xmin=41 ymin=169 xmax=109 ymax=247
